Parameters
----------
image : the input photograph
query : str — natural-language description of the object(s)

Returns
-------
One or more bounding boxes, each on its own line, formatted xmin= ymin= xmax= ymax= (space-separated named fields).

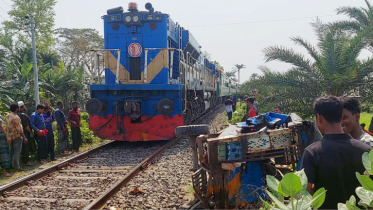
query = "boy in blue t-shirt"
xmin=43 ymin=106 xmax=56 ymax=161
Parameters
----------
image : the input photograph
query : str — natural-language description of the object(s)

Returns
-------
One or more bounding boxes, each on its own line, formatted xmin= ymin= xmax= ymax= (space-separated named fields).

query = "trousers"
xmin=11 ymin=138 xmax=23 ymax=169
xmin=71 ymin=127 xmax=81 ymax=152
xmin=57 ymin=127 xmax=69 ymax=154
xmin=21 ymin=132 xmax=32 ymax=163
xmin=0 ymin=134 xmax=11 ymax=169
xmin=227 ymin=112 xmax=233 ymax=120
xmin=47 ymin=132 xmax=55 ymax=160
xmin=36 ymin=135 xmax=48 ymax=161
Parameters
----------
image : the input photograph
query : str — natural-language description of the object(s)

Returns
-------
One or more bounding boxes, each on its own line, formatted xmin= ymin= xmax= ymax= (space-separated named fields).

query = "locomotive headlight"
xmin=132 ymin=15 xmax=139 ymax=22
xmin=125 ymin=16 xmax=131 ymax=22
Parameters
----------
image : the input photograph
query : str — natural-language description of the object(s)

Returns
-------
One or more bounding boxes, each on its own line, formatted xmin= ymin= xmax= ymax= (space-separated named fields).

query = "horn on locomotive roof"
xmin=107 ymin=6 xmax=124 ymax=15
xmin=145 ymin=2 xmax=154 ymax=13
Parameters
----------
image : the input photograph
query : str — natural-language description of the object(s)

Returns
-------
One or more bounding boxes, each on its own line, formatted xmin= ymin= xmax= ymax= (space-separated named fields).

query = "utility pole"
xmin=30 ymin=14 xmax=40 ymax=105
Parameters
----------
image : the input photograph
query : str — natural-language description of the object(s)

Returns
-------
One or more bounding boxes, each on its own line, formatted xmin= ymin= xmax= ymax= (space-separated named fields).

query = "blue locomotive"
xmin=86 ymin=2 xmax=237 ymax=141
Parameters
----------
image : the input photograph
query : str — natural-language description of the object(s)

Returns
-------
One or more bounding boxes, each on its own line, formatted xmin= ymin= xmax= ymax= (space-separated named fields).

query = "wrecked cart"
xmin=175 ymin=113 xmax=322 ymax=209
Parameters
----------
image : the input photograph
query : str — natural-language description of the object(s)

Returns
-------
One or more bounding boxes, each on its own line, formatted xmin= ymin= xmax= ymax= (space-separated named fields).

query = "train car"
xmin=86 ymin=2 xmax=234 ymax=141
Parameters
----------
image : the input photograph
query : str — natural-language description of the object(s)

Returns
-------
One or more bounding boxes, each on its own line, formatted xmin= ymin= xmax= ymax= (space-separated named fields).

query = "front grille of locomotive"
xmin=129 ymin=57 xmax=141 ymax=80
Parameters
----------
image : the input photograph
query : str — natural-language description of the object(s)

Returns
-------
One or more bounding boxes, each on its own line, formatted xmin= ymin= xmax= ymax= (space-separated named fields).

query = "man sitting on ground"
xmin=301 ymin=96 xmax=371 ymax=209
xmin=341 ymin=97 xmax=373 ymax=146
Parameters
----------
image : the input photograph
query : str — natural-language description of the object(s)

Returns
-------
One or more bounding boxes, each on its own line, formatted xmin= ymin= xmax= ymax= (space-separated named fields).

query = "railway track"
xmin=0 ymin=140 xmax=170 ymax=209
xmin=0 ymin=105 xmax=223 ymax=210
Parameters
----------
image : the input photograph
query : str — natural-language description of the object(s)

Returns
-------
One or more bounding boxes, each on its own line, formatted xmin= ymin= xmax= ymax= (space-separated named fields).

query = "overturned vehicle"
xmin=175 ymin=112 xmax=322 ymax=209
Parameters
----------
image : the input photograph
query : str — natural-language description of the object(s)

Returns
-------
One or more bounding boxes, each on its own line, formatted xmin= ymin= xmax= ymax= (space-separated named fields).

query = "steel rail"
xmin=84 ymin=137 xmax=179 ymax=210
xmin=0 ymin=141 xmax=115 ymax=195
xmin=0 ymin=104 xmax=223 ymax=209
xmin=85 ymin=104 xmax=223 ymax=210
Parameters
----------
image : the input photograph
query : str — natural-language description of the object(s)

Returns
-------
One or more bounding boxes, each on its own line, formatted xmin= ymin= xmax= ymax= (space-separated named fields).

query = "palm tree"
xmin=331 ymin=0 xmax=373 ymax=49
xmin=250 ymin=73 xmax=259 ymax=81
xmin=332 ymin=0 xmax=373 ymax=33
xmin=225 ymin=70 xmax=237 ymax=82
xmin=259 ymin=20 xmax=373 ymax=117
xmin=233 ymin=64 xmax=246 ymax=83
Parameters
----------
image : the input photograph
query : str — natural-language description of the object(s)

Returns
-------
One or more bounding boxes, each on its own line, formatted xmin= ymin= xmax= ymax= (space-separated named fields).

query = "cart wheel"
xmin=175 ymin=125 xmax=210 ymax=137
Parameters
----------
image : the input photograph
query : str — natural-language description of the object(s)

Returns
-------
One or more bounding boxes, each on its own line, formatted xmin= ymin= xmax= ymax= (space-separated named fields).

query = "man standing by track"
xmin=68 ymin=102 xmax=81 ymax=152
xmin=55 ymin=101 xmax=69 ymax=154
xmin=225 ymin=97 xmax=234 ymax=121
xmin=43 ymin=106 xmax=56 ymax=161
xmin=18 ymin=101 xmax=34 ymax=166
xmin=0 ymin=114 xmax=11 ymax=177
xmin=6 ymin=103 xmax=27 ymax=171
xmin=31 ymin=104 xmax=48 ymax=163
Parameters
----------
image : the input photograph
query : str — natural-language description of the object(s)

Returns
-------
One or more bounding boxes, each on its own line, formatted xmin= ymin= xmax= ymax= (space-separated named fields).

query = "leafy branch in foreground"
xmin=261 ymin=170 xmax=326 ymax=210
xmin=339 ymin=150 xmax=373 ymax=209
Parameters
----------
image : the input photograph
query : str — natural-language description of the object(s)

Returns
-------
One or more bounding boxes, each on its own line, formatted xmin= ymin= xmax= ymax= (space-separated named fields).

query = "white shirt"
xmin=225 ymin=105 xmax=233 ymax=113
xmin=359 ymin=132 xmax=373 ymax=147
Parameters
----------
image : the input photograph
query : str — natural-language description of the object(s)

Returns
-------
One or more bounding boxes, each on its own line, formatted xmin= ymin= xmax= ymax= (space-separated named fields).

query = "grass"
xmin=360 ymin=112 xmax=373 ymax=128
xmin=0 ymin=137 xmax=109 ymax=186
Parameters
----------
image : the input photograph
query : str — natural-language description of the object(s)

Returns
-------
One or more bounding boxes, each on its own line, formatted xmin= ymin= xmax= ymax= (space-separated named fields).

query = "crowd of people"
xmin=0 ymin=101 xmax=82 ymax=177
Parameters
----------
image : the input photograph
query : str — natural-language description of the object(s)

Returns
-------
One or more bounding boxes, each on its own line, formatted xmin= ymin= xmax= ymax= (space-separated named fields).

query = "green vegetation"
xmin=338 ymin=150 xmax=373 ymax=209
xmin=229 ymin=100 xmax=246 ymax=124
xmin=262 ymin=170 xmax=326 ymax=210
xmin=360 ymin=112 xmax=373 ymax=128
xmin=240 ymin=0 xmax=373 ymax=119
xmin=0 ymin=0 xmax=104 ymax=111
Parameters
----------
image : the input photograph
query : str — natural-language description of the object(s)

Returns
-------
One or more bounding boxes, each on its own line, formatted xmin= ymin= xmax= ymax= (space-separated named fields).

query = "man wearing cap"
xmin=17 ymin=101 xmax=34 ymax=166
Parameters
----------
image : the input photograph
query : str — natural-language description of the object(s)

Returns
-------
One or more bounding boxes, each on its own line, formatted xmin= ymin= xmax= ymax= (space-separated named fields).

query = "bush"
xmin=81 ymin=112 xmax=89 ymax=123
xmin=229 ymin=100 xmax=247 ymax=124
xmin=338 ymin=150 xmax=373 ymax=209
xmin=262 ymin=170 xmax=326 ymax=210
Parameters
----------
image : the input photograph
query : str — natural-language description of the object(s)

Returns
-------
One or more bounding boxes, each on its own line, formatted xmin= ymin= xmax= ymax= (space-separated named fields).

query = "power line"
xmin=187 ymin=14 xmax=338 ymax=28
xmin=0 ymin=5 xmax=7 ymax=13
xmin=0 ymin=13 xmax=5 ymax=20
xmin=1 ymin=0 xmax=10 ymax=7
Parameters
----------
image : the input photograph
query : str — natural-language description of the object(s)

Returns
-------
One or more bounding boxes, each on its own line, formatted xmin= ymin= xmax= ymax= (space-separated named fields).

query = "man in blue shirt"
xmin=30 ymin=104 xmax=48 ymax=163
xmin=43 ymin=106 xmax=55 ymax=161
xmin=55 ymin=101 xmax=69 ymax=154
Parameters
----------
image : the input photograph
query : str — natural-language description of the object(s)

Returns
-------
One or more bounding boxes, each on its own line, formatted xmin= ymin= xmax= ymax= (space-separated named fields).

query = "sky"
xmin=0 ymin=0 xmax=369 ymax=82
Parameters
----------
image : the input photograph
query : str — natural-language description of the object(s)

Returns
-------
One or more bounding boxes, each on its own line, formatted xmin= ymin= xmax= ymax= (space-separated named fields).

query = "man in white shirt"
xmin=225 ymin=97 xmax=233 ymax=120
xmin=341 ymin=97 xmax=373 ymax=146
